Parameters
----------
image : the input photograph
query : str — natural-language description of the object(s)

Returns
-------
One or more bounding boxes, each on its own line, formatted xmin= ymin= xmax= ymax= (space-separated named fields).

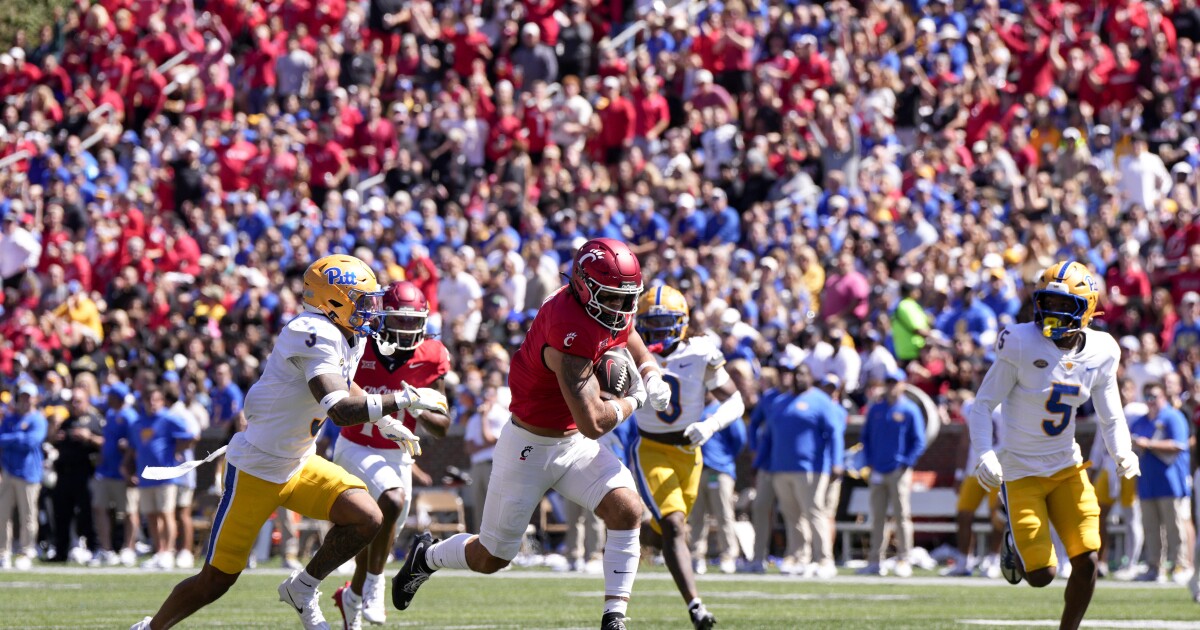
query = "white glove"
xmin=616 ymin=349 xmax=647 ymax=410
xmin=396 ymin=381 xmax=449 ymax=414
xmin=1116 ymin=452 xmax=1141 ymax=479
xmin=644 ymin=372 xmax=671 ymax=412
xmin=683 ymin=418 xmax=719 ymax=446
xmin=374 ymin=416 xmax=422 ymax=457
xmin=975 ymin=450 xmax=1003 ymax=491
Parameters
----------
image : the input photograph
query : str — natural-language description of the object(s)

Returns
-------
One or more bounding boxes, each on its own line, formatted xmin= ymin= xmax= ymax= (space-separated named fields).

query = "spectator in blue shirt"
xmin=704 ymin=188 xmax=741 ymax=247
xmin=744 ymin=377 xmax=788 ymax=573
xmin=1130 ymin=383 xmax=1192 ymax=583
xmin=768 ymin=363 xmax=844 ymax=577
xmin=93 ymin=382 xmax=140 ymax=567
xmin=125 ymin=385 xmax=198 ymax=570
xmin=689 ymin=401 xmax=748 ymax=575
xmin=0 ymin=382 xmax=48 ymax=568
xmin=208 ymin=363 xmax=244 ymax=435
xmin=936 ymin=286 xmax=999 ymax=349
xmin=860 ymin=368 xmax=926 ymax=577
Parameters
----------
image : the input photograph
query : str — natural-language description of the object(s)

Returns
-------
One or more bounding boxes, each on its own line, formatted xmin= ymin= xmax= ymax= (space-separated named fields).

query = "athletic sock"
xmin=603 ymin=528 xmax=639 ymax=616
xmin=424 ymin=533 xmax=473 ymax=570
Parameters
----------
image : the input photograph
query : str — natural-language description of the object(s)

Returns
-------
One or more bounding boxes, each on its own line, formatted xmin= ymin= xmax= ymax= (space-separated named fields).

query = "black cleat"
xmin=392 ymin=532 xmax=437 ymax=611
xmin=689 ymin=603 xmax=717 ymax=630
xmin=601 ymin=611 xmax=628 ymax=630
xmin=1000 ymin=530 xmax=1024 ymax=585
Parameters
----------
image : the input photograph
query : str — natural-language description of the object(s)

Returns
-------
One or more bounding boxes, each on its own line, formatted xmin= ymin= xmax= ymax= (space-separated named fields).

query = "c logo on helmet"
xmin=325 ymin=268 xmax=359 ymax=286
xmin=564 ymin=332 xmax=578 ymax=347
xmin=577 ymin=249 xmax=606 ymax=265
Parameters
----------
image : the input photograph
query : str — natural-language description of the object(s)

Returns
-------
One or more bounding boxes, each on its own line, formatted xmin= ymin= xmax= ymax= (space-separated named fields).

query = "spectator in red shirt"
xmin=128 ymin=54 xmax=166 ymax=132
xmin=7 ymin=48 xmax=43 ymax=106
xmin=217 ymin=128 xmax=260 ymax=192
xmin=452 ymin=16 xmax=492 ymax=79
xmin=714 ymin=4 xmax=756 ymax=97
xmin=1104 ymin=42 xmax=1140 ymax=107
xmin=597 ymin=75 xmax=636 ymax=169
xmin=351 ymin=98 xmax=397 ymax=175
xmin=139 ymin=15 xmax=180 ymax=66
xmin=1106 ymin=240 xmax=1152 ymax=325
xmin=688 ymin=69 xmax=737 ymax=121
xmin=633 ymin=76 xmax=670 ymax=152
xmin=520 ymin=82 xmax=554 ymax=163
xmin=305 ymin=122 xmax=350 ymax=208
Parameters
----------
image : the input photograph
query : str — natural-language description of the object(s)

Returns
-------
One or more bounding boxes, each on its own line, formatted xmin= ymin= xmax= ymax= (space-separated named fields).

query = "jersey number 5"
xmin=1043 ymin=383 xmax=1081 ymax=436
xmin=656 ymin=374 xmax=683 ymax=424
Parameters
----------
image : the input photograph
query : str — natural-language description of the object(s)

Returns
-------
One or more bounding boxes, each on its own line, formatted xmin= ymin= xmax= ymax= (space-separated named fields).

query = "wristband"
xmin=320 ymin=390 xmax=350 ymax=414
xmin=608 ymin=399 xmax=627 ymax=425
xmin=367 ymin=393 xmax=384 ymax=422
xmin=638 ymin=361 xmax=660 ymax=377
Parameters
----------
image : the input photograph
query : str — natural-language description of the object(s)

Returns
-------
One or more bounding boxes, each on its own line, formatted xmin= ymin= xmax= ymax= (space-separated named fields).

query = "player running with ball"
xmin=968 ymin=261 xmax=1140 ymax=630
xmin=392 ymin=238 xmax=672 ymax=630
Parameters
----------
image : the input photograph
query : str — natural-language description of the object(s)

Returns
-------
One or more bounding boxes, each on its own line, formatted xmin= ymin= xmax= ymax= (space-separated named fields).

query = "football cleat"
xmin=333 ymin=582 xmax=363 ymax=630
xmin=129 ymin=616 xmax=153 ymax=630
xmin=392 ymin=532 xmax=437 ymax=611
xmin=601 ymin=611 xmax=629 ymax=630
xmin=1000 ymin=531 xmax=1024 ymax=585
xmin=278 ymin=570 xmax=331 ymax=630
xmin=689 ymin=602 xmax=717 ymax=630
xmin=361 ymin=573 xmax=386 ymax=624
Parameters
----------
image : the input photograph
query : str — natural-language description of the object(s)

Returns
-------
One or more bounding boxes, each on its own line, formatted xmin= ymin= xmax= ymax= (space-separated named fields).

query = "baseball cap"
xmin=106 ymin=382 xmax=131 ymax=399
xmin=695 ymin=69 xmax=714 ymax=84
xmin=16 ymin=382 xmax=38 ymax=397
xmin=1093 ymin=125 xmax=1111 ymax=136
xmin=820 ymin=374 xmax=841 ymax=389
xmin=603 ymin=76 xmax=621 ymax=90
xmin=522 ymin=23 xmax=540 ymax=37
xmin=676 ymin=193 xmax=696 ymax=210
xmin=1118 ymin=336 xmax=1141 ymax=352
xmin=1183 ymin=291 xmax=1200 ymax=306
xmin=886 ymin=368 xmax=908 ymax=383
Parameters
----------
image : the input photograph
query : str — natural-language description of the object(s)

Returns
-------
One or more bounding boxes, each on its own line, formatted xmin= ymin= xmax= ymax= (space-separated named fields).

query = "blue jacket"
xmin=1131 ymin=407 xmax=1193 ymax=500
xmin=97 ymin=405 xmax=137 ymax=480
xmin=130 ymin=410 xmax=196 ymax=488
xmin=699 ymin=400 xmax=748 ymax=478
xmin=749 ymin=389 xmax=784 ymax=472
xmin=862 ymin=396 xmax=926 ymax=475
xmin=767 ymin=388 xmax=845 ymax=473
xmin=0 ymin=410 xmax=48 ymax=483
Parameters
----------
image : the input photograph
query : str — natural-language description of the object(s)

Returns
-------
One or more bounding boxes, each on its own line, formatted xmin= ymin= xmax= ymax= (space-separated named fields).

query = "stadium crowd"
xmin=0 ymin=0 xmax=1198 ymax=586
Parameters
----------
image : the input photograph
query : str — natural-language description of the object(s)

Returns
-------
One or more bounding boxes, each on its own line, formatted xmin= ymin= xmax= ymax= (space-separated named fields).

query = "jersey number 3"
xmin=656 ymin=374 xmax=683 ymax=424
xmin=1043 ymin=383 xmax=1081 ymax=436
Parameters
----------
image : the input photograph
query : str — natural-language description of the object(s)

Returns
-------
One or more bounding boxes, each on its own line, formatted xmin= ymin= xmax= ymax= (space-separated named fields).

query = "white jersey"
xmin=230 ymin=313 xmax=365 ymax=484
xmin=634 ymin=334 xmax=729 ymax=434
xmin=968 ymin=322 xmax=1128 ymax=481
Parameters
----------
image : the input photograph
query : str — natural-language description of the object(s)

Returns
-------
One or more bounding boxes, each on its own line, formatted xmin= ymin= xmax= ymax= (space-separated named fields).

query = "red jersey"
xmin=342 ymin=338 xmax=451 ymax=449
xmin=508 ymin=287 xmax=630 ymax=432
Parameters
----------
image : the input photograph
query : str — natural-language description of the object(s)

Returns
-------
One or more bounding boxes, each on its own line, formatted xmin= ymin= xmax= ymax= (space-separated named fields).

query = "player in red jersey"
xmin=332 ymin=281 xmax=451 ymax=630
xmin=393 ymin=238 xmax=672 ymax=630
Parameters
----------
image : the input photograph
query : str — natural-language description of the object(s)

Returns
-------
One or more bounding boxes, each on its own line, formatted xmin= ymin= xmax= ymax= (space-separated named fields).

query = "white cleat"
xmin=175 ymin=550 xmax=195 ymax=569
xmin=693 ymin=558 xmax=707 ymax=575
xmin=333 ymin=582 xmax=363 ymax=630
xmin=815 ymin=562 xmax=838 ymax=580
xmin=119 ymin=547 xmax=138 ymax=567
xmin=13 ymin=555 xmax=32 ymax=571
xmin=279 ymin=570 xmax=331 ymax=630
xmin=361 ymin=575 xmax=386 ymax=625
xmin=129 ymin=616 xmax=153 ymax=630
xmin=718 ymin=558 xmax=737 ymax=574
xmin=142 ymin=552 xmax=175 ymax=570
xmin=893 ymin=561 xmax=913 ymax=578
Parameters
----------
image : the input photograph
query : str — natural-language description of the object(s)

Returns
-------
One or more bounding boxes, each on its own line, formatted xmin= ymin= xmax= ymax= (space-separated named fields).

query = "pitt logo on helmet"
xmin=324 ymin=268 xmax=359 ymax=286
xmin=1033 ymin=260 xmax=1099 ymax=340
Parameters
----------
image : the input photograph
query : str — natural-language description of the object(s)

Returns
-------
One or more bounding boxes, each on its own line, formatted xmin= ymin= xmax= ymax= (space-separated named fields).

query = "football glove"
xmin=374 ymin=416 xmax=422 ymax=457
xmin=396 ymin=381 xmax=449 ymax=414
xmin=616 ymin=349 xmax=648 ymax=410
xmin=644 ymin=372 xmax=672 ymax=412
xmin=683 ymin=418 xmax=720 ymax=446
xmin=1116 ymin=452 xmax=1141 ymax=479
xmin=975 ymin=450 xmax=1003 ymax=491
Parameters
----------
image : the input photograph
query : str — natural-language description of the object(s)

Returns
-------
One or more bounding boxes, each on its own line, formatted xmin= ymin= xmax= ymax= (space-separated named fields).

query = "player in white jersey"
xmin=131 ymin=255 xmax=446 ymax=630
xmin=629 ymin=286 xmax=743 ymax=630
xmin=968 ymin=261 xmax=1140 ymax=630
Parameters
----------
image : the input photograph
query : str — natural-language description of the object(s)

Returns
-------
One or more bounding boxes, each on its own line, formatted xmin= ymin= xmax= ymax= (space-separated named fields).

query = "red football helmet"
xmin=569 ymin=238 xmax=644 ymax=331
xmin=375 ymin=281 xmax=429 ymax=355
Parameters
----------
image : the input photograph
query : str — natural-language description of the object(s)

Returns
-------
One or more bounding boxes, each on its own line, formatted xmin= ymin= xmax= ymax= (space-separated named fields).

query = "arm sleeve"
xmin=825 ymin=406 xmax=846 ymax=470
xmin=968 ymin=357 xmax=1019 ymax=456
xmin=907 ymin=406 xmax=926 ymax=464
xmin=1090 ymin=352 xmax=1134 ymax=460
xmin=1165 ymin=411 xmax=1188 ymax=446
xmin=729 ymin=416 xmax=748 ymax=455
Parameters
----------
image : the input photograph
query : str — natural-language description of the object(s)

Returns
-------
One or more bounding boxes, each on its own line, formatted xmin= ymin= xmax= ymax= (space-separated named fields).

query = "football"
xmin=595 ymin=349 xmax=636 ymax=398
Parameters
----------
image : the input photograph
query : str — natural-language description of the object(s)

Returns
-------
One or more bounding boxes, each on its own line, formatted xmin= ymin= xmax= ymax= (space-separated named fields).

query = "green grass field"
xmin=1 ymin=565 xmax=1198 ymax=629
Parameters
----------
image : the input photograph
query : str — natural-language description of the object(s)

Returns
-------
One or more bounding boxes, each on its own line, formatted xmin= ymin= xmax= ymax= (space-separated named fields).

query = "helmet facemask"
xmin=581 ymin=276 xmax=642 ymax=331
xmin=1033 ymin=286 xmax=1088 ymax=340
xmin=636 ymin=311 xmax=687 ymax=354
xmin=346 ymin=289 xmax=386 ymax=338
xmin=374 ymin=307 xmax=428 ymax=356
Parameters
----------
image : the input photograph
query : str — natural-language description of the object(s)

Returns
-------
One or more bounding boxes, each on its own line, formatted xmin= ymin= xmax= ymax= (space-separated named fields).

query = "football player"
xmin=333 ymin=281 xmax=451 ymax=630
xmin=628 ymin=285 xmax=743 ymax=630
xmin=968 ymin=261 xmax=1140 ymax=630
xmin=132 ymin=255 xmax=446 ymax=630
xmin=393 ymin=238 xmax=671 ymax=630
